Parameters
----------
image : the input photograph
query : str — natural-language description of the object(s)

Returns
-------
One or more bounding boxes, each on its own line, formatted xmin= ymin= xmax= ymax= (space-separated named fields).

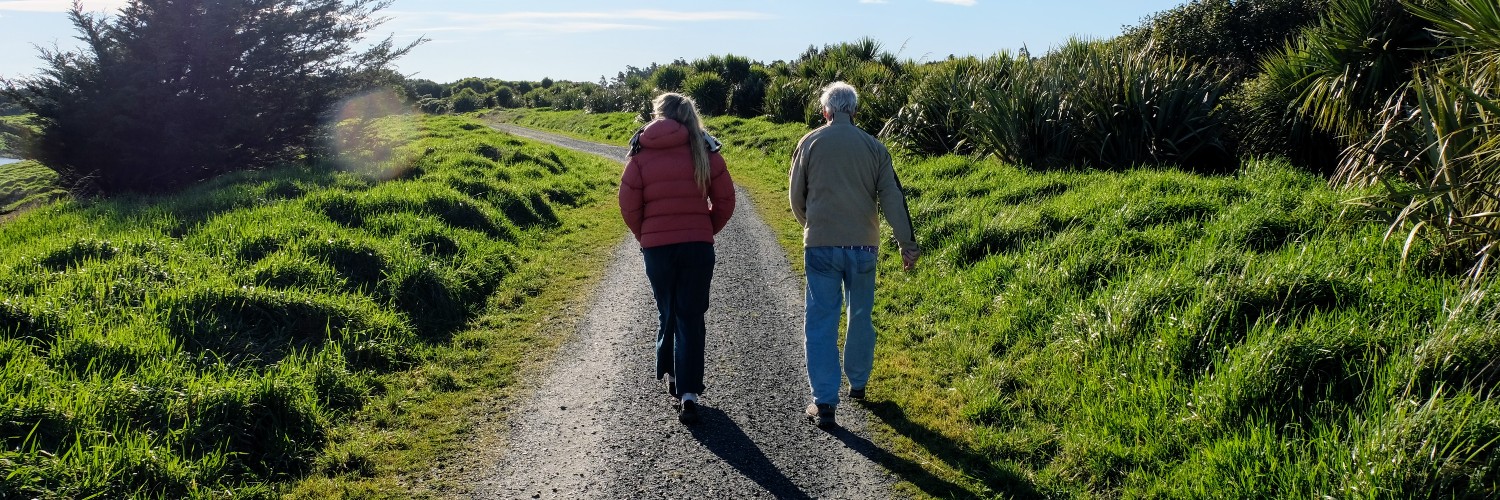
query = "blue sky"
xmin=1 ymin=0 xmax=1186 ymax=83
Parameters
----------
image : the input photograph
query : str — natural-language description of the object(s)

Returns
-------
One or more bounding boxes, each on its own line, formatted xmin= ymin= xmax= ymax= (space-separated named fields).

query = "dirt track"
xmin=461 ymin=124 xmax=898 ymax=498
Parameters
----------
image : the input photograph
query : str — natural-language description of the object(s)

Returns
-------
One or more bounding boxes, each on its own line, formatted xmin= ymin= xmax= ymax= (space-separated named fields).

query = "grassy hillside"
xmin=496 ymin=110 xmax=1500 ymax=498
xmin=0 ymin=114 xmax=30 ymax=158
xmin=0 ymin=114 xmax=623 ymax=497
xmin=0 ymin=160 xmax=65 ymax=215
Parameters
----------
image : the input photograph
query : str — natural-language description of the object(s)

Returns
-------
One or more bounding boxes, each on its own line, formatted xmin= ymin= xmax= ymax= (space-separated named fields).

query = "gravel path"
xmin=472 ymin=124 xmax=898 ymax=498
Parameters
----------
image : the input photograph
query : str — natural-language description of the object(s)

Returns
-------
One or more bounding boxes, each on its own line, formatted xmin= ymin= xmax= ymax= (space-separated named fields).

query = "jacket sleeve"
xmin=788 ymin=138 xmax=810 ymax=226
xmin=619 ymin=159 xmax=645 ymax=240
xmin=708 ymin=154 xmax=735 ymax=234
xmin=874 ymin=144 xmax=918 ymax=253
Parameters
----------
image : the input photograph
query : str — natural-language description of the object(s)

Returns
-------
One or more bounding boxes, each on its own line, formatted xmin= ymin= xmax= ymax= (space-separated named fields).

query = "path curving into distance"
xmin=469 ymin=123 xmax=898 ymax=498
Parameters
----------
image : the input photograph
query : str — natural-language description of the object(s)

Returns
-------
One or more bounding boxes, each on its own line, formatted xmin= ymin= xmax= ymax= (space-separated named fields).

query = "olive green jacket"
xmin=789 ymin=114 xmax=918 ymax=253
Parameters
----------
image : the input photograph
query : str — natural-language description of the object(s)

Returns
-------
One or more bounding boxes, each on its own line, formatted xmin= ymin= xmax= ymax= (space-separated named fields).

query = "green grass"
xmin=495 ymin=109 xmax=1500 ymax=498
xmin=0 ymin=160 xmax=65 ymax=215
xmin=0 ymin=114 xmax=32 ymax=158
xmin=0 ymin=113 xmax=623 ymax=497
xmin=486 ymin=108 xmax=642 ymax=144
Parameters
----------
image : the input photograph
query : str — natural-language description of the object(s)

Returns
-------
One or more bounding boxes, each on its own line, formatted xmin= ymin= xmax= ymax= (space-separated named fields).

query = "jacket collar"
xmin=827 ymin=113 xmax=856 ymax=126
xmin=627 ymin=118 xmax=722 ymax=156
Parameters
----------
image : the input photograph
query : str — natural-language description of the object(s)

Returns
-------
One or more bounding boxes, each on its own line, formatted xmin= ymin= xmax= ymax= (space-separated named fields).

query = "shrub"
xmin=971 ymin=52 xmax=1077 ymax=169
xmin=492 ymin=86 xmax=517 ymax=108
xmin=1069 ymin=41 xmax=1233 ymax=171
xmin=683 ymin=72 xmax=729 ymax=116
xmin=449 ymin=88 xmax=485 ymax=114
xmin=1291 ymin=0 xmax=1439 ymax=142
xmin=1121 ymin=0 xmax=1330 ymax=80
xmin=881 ymin=57 xmax=998 ymax=156
xmin=973 ymin=40 xmax=1232 ymax=172
xmin=764 ymin=75 xmax=818 ymax=124
xmin=721 ymin=54 xmax=752 ymax=85
xmin=727 ymin=69 xmax=768 ymax=118
xmin=1222 ymin=50 xmax=1343 ymax=174
xmin=1332 ymin=0 xmax=1500 ymax=281
xmin=651 ymin=65 xmax=688 ymax=92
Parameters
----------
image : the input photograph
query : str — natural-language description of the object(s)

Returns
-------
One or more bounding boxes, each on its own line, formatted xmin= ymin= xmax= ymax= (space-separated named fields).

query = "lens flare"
xmin=326 ymin=89 xmax=420 ymax=180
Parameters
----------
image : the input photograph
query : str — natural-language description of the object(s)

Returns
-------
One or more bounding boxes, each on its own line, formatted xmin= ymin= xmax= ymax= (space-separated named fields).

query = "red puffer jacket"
xmin=618 ymin=118 xmax=735 ymax=248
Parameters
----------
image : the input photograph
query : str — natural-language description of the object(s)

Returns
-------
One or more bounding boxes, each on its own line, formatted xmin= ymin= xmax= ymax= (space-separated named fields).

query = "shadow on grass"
xmin=686 ymin=405 xmax=812 ymax=500
xmin=858 ymin=399 xmax=1045 ymax=498
xmin=822 ymin=423 xmax=975 ymax=498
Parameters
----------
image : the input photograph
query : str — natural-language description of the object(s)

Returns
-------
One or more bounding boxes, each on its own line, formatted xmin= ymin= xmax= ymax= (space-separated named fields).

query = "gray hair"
xmin=819 ymin=81 xmax=858 ymax=116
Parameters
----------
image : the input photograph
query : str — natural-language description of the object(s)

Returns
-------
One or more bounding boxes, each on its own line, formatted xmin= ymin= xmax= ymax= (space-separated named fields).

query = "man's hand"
xmin=901 ymin=248 xmax=921 ymax=271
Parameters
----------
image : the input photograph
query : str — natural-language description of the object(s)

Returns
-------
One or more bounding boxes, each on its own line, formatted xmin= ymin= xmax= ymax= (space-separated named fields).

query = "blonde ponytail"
xmin=652 ymin=93 xmax=712 ymax=194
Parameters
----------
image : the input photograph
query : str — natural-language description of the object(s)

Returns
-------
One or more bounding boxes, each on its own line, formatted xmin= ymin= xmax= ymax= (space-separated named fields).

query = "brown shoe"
xmin=805 ymin=403 xmax=836 ymax=428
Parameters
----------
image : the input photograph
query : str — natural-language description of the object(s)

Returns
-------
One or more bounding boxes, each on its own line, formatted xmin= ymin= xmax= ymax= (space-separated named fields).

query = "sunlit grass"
xmin=0 ymin=160 xmax=64 ymax=215
xmin=0 ymin=114 xmax=622 ymax=497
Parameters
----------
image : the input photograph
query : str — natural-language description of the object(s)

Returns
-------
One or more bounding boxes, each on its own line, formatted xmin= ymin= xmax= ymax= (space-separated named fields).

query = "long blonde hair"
xmin=652 ymin=92 xmax=711 ymax=194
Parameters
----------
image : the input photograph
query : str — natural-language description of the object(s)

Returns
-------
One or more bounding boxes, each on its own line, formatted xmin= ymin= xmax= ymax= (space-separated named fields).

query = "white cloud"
xmin=389 ymin=9 xmax=774 ymax=34
xmin=0 ymin=0 xmax=128 ymax=12
xmin=931 ymin=0 xmax=977 ymax=5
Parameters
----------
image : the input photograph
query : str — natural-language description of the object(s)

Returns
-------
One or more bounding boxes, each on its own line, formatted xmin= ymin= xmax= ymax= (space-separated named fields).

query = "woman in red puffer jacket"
xmin=618 ymin=92 xmax=735 ymax=424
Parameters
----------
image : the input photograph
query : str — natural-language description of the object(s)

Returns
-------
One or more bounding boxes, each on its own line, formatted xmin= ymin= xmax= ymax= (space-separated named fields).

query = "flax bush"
xmin=972 ymin=40 xmax=1232 ymax=172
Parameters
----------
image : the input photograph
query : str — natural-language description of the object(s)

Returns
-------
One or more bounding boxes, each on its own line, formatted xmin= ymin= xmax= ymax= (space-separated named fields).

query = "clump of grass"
xmin=0 ymin=298 xmax=61 ymax=346
xmin=37 ymin=238 xmax=119 ymax=271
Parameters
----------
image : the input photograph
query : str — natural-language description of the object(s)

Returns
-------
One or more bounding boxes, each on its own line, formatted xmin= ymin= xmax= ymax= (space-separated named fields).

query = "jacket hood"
xmin=628 ymin=119 xmax=723 ymax=156
xmin=639 ymin=118 xmax=688 ymax=149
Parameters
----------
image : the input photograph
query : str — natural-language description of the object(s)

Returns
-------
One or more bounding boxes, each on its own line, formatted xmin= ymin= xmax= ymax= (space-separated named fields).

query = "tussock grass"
xmin=501 ymin=109 xmax=1500 ymax=498
xmin=0 ymin=114 xmax=621 ymax=497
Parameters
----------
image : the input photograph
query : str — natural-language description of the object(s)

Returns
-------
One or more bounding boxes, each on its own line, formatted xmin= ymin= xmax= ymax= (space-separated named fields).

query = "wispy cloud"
xmin=390 ymin=9 xmax=774 ymax=35
xmin=931 ymin=0 xmax=977 ymax=6
xmin=0 ymin=0 xmax=128 ymax=12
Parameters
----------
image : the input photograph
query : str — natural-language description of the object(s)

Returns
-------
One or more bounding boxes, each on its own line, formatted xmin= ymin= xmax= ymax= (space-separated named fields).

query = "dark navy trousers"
xmin=641 ymin=241 xmax=715 ymax=395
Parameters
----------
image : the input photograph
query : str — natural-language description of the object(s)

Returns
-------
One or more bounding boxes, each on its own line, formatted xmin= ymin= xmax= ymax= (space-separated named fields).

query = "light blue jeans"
xmin=803 ymin=246 xmax=878 ymax=407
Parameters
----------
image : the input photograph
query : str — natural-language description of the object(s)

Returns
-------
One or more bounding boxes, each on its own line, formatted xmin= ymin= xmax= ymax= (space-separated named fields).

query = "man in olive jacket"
xmin=789 ymin=81 xmax=919 ymax=428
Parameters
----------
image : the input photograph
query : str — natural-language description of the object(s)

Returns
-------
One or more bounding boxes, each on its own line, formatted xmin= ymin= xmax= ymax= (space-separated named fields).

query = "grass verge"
xmin=0 ymin=113 xmax=623 ymax=498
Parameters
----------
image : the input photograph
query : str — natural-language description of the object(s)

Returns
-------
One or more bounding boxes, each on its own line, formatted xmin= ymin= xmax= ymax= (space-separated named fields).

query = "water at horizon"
xmin=0 ymin=158 xmax=20 ymax=165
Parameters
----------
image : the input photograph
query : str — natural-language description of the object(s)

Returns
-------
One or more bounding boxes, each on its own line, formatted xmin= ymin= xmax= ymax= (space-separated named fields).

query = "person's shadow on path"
xmin=687 ymin=405 xmax=813 ymax=500
xmin=822 ymin=421 xmax=974 ymax=498
xmin=854 ymin=399 xmax=1045 ymax=498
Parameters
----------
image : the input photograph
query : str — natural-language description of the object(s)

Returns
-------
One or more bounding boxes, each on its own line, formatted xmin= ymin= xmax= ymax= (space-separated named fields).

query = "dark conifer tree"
xmin=1 ymin=0 xmax=421 ymax=193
